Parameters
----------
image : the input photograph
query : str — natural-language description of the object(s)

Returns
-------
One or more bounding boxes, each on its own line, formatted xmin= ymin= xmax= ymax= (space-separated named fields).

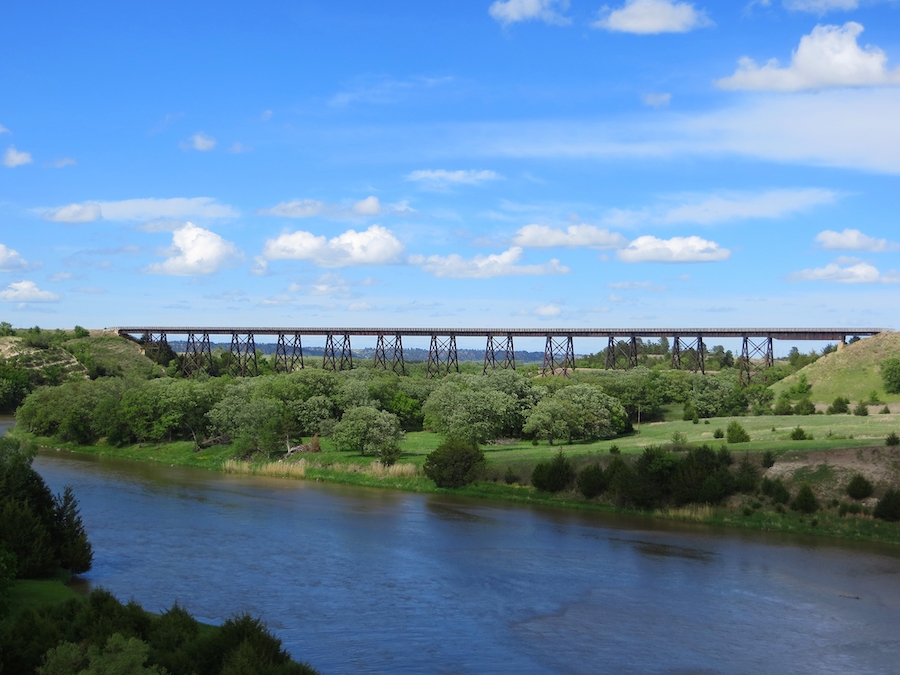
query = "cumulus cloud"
xmin=182 ymin=132 xmax=217 ymax=151
xmin=42 ymin=197 xmax=238 ymax=223
xmin=410 ymin=246 xmax=569 ymax=278
xmin=0 ymin=244 xmax=29 ymax=272
xmin=0 ymin=280 xmax=59 ymax=303
xmin=594 ymin=0 xmax=712 ymax=34
xmin=717 ymin=23 xmax=900 ymax=91
xmin=405 ymin=169 xmax=500 ymax=189
xmin=513 ymin=224 xmax=627 ymax=249
xmin=258 ymin=196 xmax=413 ymax=219
xmin=263 ymin=224 xmax=405 ymax=268
xmin=489 ymin=0 xmax=570 ymax=25
xmin=784 ymin=0 xmax=858 ymax=13
xmin=617 ymin=236 xmax=731 ymax=263
xmin=49 ymin=158 xmax=76 ymax=168
xmin=642 ymin=93 xmax=672 ymax=108
xmin=535 ymin=304 xmax=562 ymax=317
xmin=0 ymin=124 xmax=8 ymax=135
xmin=3 ymin=146 xmax=32 ymax=168
xmin=660 ymin=188 xmax=837 ymax=224
xmin=145 ymin=223 xmax=243 ymax=275
xmin=788 ymin=260 xmax=898 ymax=283
xmin=815 ymin=228 xmax=899 ymax=252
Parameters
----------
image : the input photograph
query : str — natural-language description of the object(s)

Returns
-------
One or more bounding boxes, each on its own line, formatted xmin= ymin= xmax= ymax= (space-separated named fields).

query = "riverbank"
xmin=10 ymin=415 xmax=900 ymax=546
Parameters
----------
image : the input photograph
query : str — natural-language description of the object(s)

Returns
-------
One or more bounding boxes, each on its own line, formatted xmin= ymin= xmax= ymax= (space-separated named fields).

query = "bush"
xmin=886 ymin=432 xmax=900 ymax=447
xmin=790 ymin=484 xmax=818 ymax=514
xmin=773 ymin=394 xmax=793 ymax=416
xmin=790 ymin=426 xmax=808 ymax=441
xmin=881 ymin=358 xmax=900 ymax=395
xmin=838 ymin=502 xmax=863 ymax=517
xmin=735 ymin=453 xmax=758 ymax=493
xmin=873 ymin=489 xmax=900 ymax=522
xmin=826 ymin=396 xmax=850 ymax=415
xmin=853 ymin=401 xmax=869 ymax=417
xmin=422 ymin=440 xmax=485 ymax=488
xmin=761 ymin=450 xmax=776 ymax=468
xmin=713 ymin=428 xmax=724 ymax=439
xmin=761 ymin=477 xmax=790 ymax=504
xmin=608 ymin=444 xmax=620 ymax=455
xmin=792 ymin=398 xmax=816 ymax=416
xmin=881 ymin=406 xmax=891 ymax=415
xmin=576 ymin=464 xmax=606 ymax=499
xmin=845 ymin=473 xmax=874 ymax=500
xmin=531 ymin=451 xmax=576 ymax=493
xmin=725 ymin=421 xmax=750 ymax=444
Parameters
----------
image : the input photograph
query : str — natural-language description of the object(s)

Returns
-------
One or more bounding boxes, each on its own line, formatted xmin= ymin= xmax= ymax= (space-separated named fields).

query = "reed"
xmin=367 ymin=461 xmax=418 ymax=478
xmin=655 ymin=504 xmax=714 ymax=522
xmin=222 ymin=459 xmax=307 ymax=478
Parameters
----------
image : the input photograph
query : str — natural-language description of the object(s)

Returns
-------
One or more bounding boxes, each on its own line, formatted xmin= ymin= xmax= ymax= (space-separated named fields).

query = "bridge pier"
xmin=483 ymin=333 xmax=515 ymax=374
xmin=141 ymin=331 xmax=172 ymax=365
xmin=375 ymin=333 xmax=406 ymax=375
xmin=274 ymin=332 xmax=304 ymax=373
xmin=182 ymin=331 xmax=213 ymax=376
xmin=739 ymin=336 xmax=774 ymax=386
xmin=542 ymin=335 xmax=575 ymax=376
xmin=671 ymin=336 xmax=705 ymax=373
xmin=427 ymin=334 xmax=459 ymax=378
xmin=605 ymin=336 xmax=639 ymax=370
xmin=229 ymin=332 xmax=258 ymax=377
xmin=323 ymin=333 xmax=353 ymax=371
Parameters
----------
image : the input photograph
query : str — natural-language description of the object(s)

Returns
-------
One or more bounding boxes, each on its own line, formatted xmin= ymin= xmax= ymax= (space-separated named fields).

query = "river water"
xmin=6 ymin=418 xmax=900 ymax=674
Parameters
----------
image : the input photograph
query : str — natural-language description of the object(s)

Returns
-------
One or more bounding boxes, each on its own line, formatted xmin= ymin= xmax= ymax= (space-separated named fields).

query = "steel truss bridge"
xmin=115 ymin=326 xmax=884 ymax=385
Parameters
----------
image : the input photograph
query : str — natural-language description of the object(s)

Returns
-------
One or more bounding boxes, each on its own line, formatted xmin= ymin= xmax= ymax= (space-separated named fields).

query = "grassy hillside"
xmin=63 ymin=334 xmax=162 ymax=379
xmin=771 ymin=331 xmax=900 ymax=405
xmin=0 ymin=336 xmax=87 ymax=383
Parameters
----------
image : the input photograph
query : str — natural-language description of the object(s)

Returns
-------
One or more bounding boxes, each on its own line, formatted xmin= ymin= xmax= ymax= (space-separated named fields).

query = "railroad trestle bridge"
xmin=114 ymin=327 xmax=882 ymax=385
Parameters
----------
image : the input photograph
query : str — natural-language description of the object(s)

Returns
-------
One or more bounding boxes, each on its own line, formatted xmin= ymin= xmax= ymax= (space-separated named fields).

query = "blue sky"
xmin=1 ymin=0 xmax=899 ymax=344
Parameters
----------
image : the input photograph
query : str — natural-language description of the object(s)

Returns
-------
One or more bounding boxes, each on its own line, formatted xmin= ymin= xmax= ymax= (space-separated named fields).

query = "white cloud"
xmin=815 ymin=228 xmax=898 ymax=252
xmin=661 ymin=188 xmax=837 ymax=224
xmin=642 ymin=93 xmax=672 ymax=108
xmin=263 ymin=224 xmax=405 ymax=268
xmin=260 ymin=110 xmax=273 ymax=122
xmin=607 ymin=280 xmax=667 ymax=291
xmin=348 ymin=301 xmax=372 ymax=311
xmin=594 ymin=0 xmax=712 ymax=34
xmin=3 ymin=146 xmax=32 ymax=168
xmin=229 ymin=142 xmax=251 ymax=153
xmin=49 ymin=158 xmax=76 ymax=168
xmin=145 ymin=223 xmax=243 ymax=276
xmin=0 ymin=244 xmax=29 ymax=272
xmin=0 ymin=124 xmax=9 ymax=135
xmin=410 ymin=246 xmax=569 ymax=278
xmin=42 ymin=197 xmax=238 ymax=223
xmin=258 ymin=196 xmax=412 ymax=219
xmin=182 ymin=132 xmax=217 ymax=151
xmin=788 ymin=261 xmax=895 ymax=283
xmin=330 ymin=75 xmax=455 ymax=107
xmin=513 ymin=224 xmax=627 ymax=249
xmin=0 ymin=280 xmax=59 ymax=302
xmin=717 ymin=23 xmax=900 ymax=91
xmin=489 ymin=0 xmax=570 ymax=25
xmin=535 ymin=304 xmax=562 ymax=317
xmin=617 ymin=235 xmax=731 ymax=263
xmin=784 ymin=0 xmax=858 ymax=13
xmin=406 ymin=169 xmax=500 ymax=189
xmin=49 ymin=272 xmax=72 ymax=282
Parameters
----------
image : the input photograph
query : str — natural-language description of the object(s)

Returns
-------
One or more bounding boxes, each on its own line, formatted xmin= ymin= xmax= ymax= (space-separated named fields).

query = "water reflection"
xmin=26 ymin=447 xmax=900 ymax=675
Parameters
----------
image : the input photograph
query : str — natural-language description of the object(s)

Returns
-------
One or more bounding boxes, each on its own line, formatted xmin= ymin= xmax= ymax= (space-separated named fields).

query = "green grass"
xmin=5 ymin=579 xmax=81 ymax=620
xmin=64 ymin=334 xmax=163 ymax=379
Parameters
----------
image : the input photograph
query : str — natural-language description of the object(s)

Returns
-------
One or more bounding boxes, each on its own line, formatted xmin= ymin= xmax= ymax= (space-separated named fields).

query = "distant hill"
xmin=771 ymin=331 xmax=900 ymax=404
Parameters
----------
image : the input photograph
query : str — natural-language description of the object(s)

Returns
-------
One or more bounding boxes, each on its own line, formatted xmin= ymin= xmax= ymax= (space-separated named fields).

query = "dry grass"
xmin=655 ymin=504 xmax=714 ymax=521
xmin=366 ymin=461 xmax=418 ymax=478
xmin=223 ymin=458 xmax=307 ymax=478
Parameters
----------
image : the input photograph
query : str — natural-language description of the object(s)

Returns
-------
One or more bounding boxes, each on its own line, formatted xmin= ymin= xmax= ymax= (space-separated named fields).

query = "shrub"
xmin=735 ymin=452 xmax=758 ymax=493
xmin=886 ymin=432 xmax=900 ymax=447
xmin=873 ymin=489 xmax=900 ymax=522
xmin=791 ymin=484 xmax=818 ymax=514
xmin=826 ymin=396 xmax=850 ymax=415
xmin=845 ymin=474 xmax=874 ymax=500
xmin=792 ymin=398 xmax=816 ymax=416
xmin=608 ymin=444 xmax=620 ymax=455
xmin=881 ymin=406 xmax=891 ymax=415
xmin=725 ymin=421 xmax=750 ymax=444
xmin=503 ymin=467 xmax=518 ymax=485
xmin=423 ymin=440 xmax=485 ymax=488
xmin=881 ymin=358 xmax=900 ymax=395
xmin=868 ymin=390 xmax=883 ymax=405
xmin=531 ymin=451 xmax=576 ymax=493
xmin=713 ymin=428 xmax=724 ymax=439
xmin=773 ymin=394 xmax=793 ymax=416
xmin=838 ymin=502 xmax=863 ymax=517
xmin=576 ymin=464 xmax=606 ymax=499
xmin=761 ymin=477 xmax=790 ymax=504
xmin=852 ymin=401 xmax=869 ymax=417
xmin=761 ymin=450 xmax=776 ymax=468
xmin=790 ymin=426 xmax=808 ymax=441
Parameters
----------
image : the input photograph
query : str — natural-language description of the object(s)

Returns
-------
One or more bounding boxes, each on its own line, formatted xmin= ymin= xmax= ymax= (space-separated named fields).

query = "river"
xmin=6 ymin=418 xmax=900 ymax=674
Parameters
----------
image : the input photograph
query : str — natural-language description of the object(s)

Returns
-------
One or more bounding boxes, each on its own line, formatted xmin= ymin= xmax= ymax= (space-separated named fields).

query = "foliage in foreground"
xmin=422 ymin=440 xmax=485 ymax=488
xmin=0 ymin=588 xmax=318 ymax=675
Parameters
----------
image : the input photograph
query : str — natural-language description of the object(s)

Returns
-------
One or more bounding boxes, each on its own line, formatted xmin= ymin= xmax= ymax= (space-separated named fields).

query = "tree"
xmin=531 ymin=451 xmax=576 ymax=493
xmin=791 ymin=484 xmax=818 ymax=514
xmin=852 ymin=400 xmax=869 ymax=417
xmin=874 ymin=489 xmax=900 ymax=521
xmin=423 ymin=440 xmax=485 ymax=488
xmin=881 ymin=358 xmax=900 ymax=394
xmin=726 ymin=421 xmax=750 ymax=444
xmin=846 ymin=474 xmax=873 ymax=500
xmin=54 ymin=486 xmax=93 ymax=574
xmin=331 ymin=406 xmax=403 ymax=459
xmin=422 ymin=378 xmax=516 ymax=444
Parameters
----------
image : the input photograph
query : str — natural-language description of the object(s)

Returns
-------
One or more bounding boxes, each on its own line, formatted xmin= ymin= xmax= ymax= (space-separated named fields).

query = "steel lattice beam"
xmin=141 ymin=331 xmax=170 ymax=363
xmin=542 ymin=335 xmax=575 ymax=376
xmin=483 ymin=333 xmax=516 ymax=374
xmin=605 ymin=336 xmax=639 ymax=370
xmin=274 ymin=332 xmax=304 ymax=373
xmin=671 ymin=336 xmax=705 ymax=373
xmin=229 ymin=332 xmax=258 ymax=377
xmin=323 ymin=333 xmax=353 ymax=371
xmin=182 ymin=331 xmax=213 ymax=377
xmin=427 ymin=335 xmax=459 ymax=378
xmin=739 ymin=336 xmax=774 ymax=386
xmin=374 ymin=333 xmax=406 ymax=375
